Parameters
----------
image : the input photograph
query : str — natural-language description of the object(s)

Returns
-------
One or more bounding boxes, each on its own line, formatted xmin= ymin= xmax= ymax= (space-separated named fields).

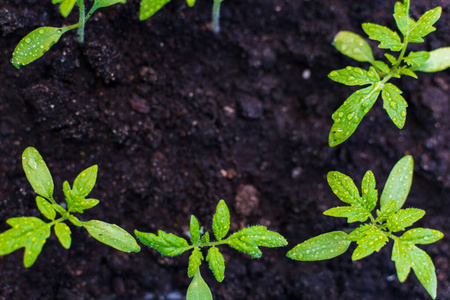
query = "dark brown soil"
xmin=1 ymin=0 xmax=449 ymax=299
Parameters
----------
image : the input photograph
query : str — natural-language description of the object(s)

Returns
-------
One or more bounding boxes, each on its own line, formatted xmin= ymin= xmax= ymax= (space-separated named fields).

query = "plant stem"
xmin=211 ymin=0 xmax=223 ymax=34
xmin=77 ymin=0 xmax=86 ymax=44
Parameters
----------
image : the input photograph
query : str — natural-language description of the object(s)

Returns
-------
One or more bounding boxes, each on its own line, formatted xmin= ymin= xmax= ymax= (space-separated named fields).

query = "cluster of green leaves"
xmin=11 ymin=0 xmax=126 ymax=69
xmin=135 ymin=200 xmax=287 ymax=299
xmin=140 ymin=0 xmax=224 ymax=33
xmin=287 ymin=156 xmax=444 ymax=299
xmin=0 ymin=147 xmax=140 ymax=267
xmin=328 ymin=0 xmax=450 ymax=147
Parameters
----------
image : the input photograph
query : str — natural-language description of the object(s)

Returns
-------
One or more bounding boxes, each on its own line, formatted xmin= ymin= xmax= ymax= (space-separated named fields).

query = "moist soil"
xmin=0 ymin=0 xmax=449 ymax=299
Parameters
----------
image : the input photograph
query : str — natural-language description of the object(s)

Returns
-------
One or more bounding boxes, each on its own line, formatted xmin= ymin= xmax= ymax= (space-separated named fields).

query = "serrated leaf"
xmin=186 ymin=269 xmax=213 ymax=300
xmin=404 ymin=51 xmax=430 ymax=67
xmin=212 ymin=200 xmax=230 ymax=241
xmin=190 ymin=215 xmax=200 ymax=244
xmin=380 ymin=155 xmax=414 ymax=211
xmin=323 ymin=206 xmax=370 ymax=223
xmin=362 ymin=23 xmax=402 ymax=51
xmin=393 ymin=0 xmax=415 ymax=38
xmin=206 ymin=247 xmax=225 ymax=282
xmin=83 ymin=220 xmax=140 ymax=253
xmin=188 ymin=247 xmax=204 ymax=278
xmin=135 ymin=229 xmax=188 ymax=256
xmin=328 ymin=66 xmax=379 ymax=86
xmin=351 ymin=226 xmax=388 ymax=260
xmin=401 ymin=228 xmax=444 ymax=245
xmin=385 ymin=53 xmax=397 ymax=65
xmin=374 ymin=60 xmax=390 ymax=73
xmin=376 ymin=200 xmax=397 ymax=222
xmin=347 ymin=224 xmax=372 ymax=241
xmin=0 ymin=217 xmax=51 ymax=267
xmin=200 ymin=232 xmax=210 ymax=244
xmin=93 ymin=0 xmax=126 ymax=9
xmin=381 ymin=83 xmax=408 ymax=129
xmin=36 ymin=196 xmax=56 ymax=220
xmin=22 ymin=147 xmax=54 ymax=200
xmin=386 ymin=208 xmax=425 ymax=232
xmin=327 ymin=171 xmax=360 ymax=205
xmin=11 ymin=27 xmax=70 ymax=69
xmin=329 ymin=84 xmax=382 ymax=147
xmin=286 ymin=231 xmax=350 ymax=261
xmin=408 ymin=7 xmax=441 ymax=43
xmin=333 ymin=31 xmax=374 ymax=63
xmin=53 ymin=0 xmax=76 ymax=17
xmin=139 ymin=0 xmax=171 ymax=21
xmin=409 ymin=245 xmax=437 ymax=299
xmin=412 ymin=47 xmax=450 ymax=73
xmin=397 ymin=66 xmax=418 ymax=79
xmin=227 ymin=226 xmax=287 ymax=258
xmin=392 ymin=239 xmax=413 ymax=282
xmin=361 ymin=170 xmax=377 ymax=212
xmin=64 ymin=180 xmax=99 ymax=214
xmin=54 ymin=222 xmax=71 ymax=249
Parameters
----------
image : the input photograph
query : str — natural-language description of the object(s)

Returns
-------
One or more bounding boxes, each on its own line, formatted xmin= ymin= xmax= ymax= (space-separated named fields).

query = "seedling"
xmin=328 ymin=0 xmax=450 ymax=146
xmin=10 ymin=0 xmax=126 ymax=69
xmin=287 ymin=156 xmax=444 ymax=299
xmin=139 ymin=0 xmax=225 ymax=33
xmin=0 ymin=147 xmax=140 ymax=267
xmin=135 ymin=200 xmax=287 ymax=299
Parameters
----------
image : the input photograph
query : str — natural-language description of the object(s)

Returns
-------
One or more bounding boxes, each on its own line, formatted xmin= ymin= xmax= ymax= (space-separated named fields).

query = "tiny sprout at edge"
xmin=0 ymin=147 xmax=140 ymax=268
xmin=287 ymin=155 xmax=444 ymax=299
xmin=328 ymin=0 xmax=450 ymax=146
xmin=135 ymin=199 xmax=288 ymax=299
xmin=11 ymin=0 xmax=126 ymax=69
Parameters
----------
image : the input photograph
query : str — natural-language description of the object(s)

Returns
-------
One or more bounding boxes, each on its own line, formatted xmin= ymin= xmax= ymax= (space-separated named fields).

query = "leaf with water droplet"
xmin=409 ymin=245 xmax=437 ymax=299
xmin=11 ymin=27 xmax=69 ymax=69
xmin=22 ymin=147 xmax=54 ymax=200
xmin=333 ymin=31 xmax=374 ymax=63
xmin=139 ymin=0 xmax=171 ymax=21
xmin=350 ymin=225 xmax=388 ymax=260
xmin=134 ymin=229 xmax=189 ymax=256
xmin=54 ymin=222 xmax=72 ymax=249
xmin=393 ymin=0 xmax=415 ymax=38
xmin=380 ymin=155 xmax=413 ymax=211
xmin=186 ymin=269 xmax=213 ymax=300
xmin=408 ymin=6 xmax=441 ymax=43
xmin=206 ymin=246 xmax=225 ymax=282
xmin=83 ymin=220 xmax=140 ymax=253
xmin=386 ymin=208 xmax=425 ymax=232
xmin=212 ymin=200 xmax=230 ymax=241
xmin=328 ymin=66 xmax=379 ymax=86
xmin=287 ymin=231 xmax=350 ymax=261
xmin=36 ymin=196 xmax=56 ymax=220
xmin=188 ymin=247 xmax=203 ymax=277
xmin=327 ymin=171 xmax=360 ymax=205
xmin=190 ymin=215 xmax=200 ymax=244
xmin=381 ymin=83 xmax=408 ymax=129
xmin=412 ymin=47 xmax=450 ymax=73
xmin=404 ymin=51 xmax=430 ymax=67
xmin=392 ymin=239 xmax=412 ymax=282
xmin=376 ymin=200 xmax=397 ymax=222
xmin=401 ymin=228 xmax=443 ymax=245
xmin=52 ymin=0 xmax=76 ymax=18
xmin=362 ymin=23 xmax=402 ymax=51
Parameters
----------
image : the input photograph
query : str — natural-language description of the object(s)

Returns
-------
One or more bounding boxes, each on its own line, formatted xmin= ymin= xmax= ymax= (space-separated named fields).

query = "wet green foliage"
xmin=328 ymin=0 xmax=449 ymax=146
xmin=0 ymin=147 xmax=140 ymax=268
xmin=287 ymin=156 xmax=444 ymax=299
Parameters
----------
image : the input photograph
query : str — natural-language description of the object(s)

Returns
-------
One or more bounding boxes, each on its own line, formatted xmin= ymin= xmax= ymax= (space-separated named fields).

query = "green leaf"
xmin=350 ymin=225 xmax=388 ymax=260
xmin=72 ymin=165 xmax=98 ymax=199
xmin=385 ymin=53 xmax=397 ymax=65
xmin=227 ymin=226 xmax=288 ymax=258
xmin=409 ymin=245 xmax=437 ymax=299
xmin=22 ymin=147 xmax=54 ymax=200
xmin=83 ymin=220 xmax=140 ymax=253
xmin=53 ymin=0 xmax=76 ymax=17
xmin=286 ymin=231 xmax=351 ymax=261
xmin=54 ymin=222 xmax=72 ymax=249
xmin=64 ymin=179 xmax=100 ymax=214
xmin=380 ymin=155 xmax=414 ymax=211
xmin=212 ymin=200 xmax=230 ymax=241
xmin=381 ymin=83 xmax=408 ymax=129
xmin=324 ymin=206 xmax=370 ymax=223
xmin=393 ymin=0 xmax=415 ymax=38
xmin=206 ymin=246 xmax=225 ymax=282
xmin=93 ymin=0 xmax=126 ymax=9
xmin=412 ymin=47 xmax=450 ymax=73
xmin=188 ymin=247 xmax=204 ymax=278
xmin=200 ymin=232 xmax=210 ymax=244
xmin=186 ymin=0 xmax=195 ymax=7
xmin=408 ymin=7 xmax=442 ymax=43
xmin=186 ymin=269 xmax=213 ymax=300
xmin=397 ymin=66 xmax=418 ymax=79
xmin=328 ymin=66 xmax=379 ymax=86
xmin=401 ymin=228 xmax=444 ymax=245
xmin=386 ymin=208 xmax=425 ymax=232
xmin=333 ymin=31 xmax=374 ymax=63
xmin=68 ymin=214 xmax=83 ymax=227
xmin=373 ymin=60 xmax=390 ymax=73
xmin=362 ymin=23 xmax=402 ymax=51
xmin=135 ymin=229 xmax=189 ymax=256
xmin=376 ymin=200 xmax=397 ymax=222
xmin=361 ymin=170 xmax=377 ymax=212
xmin=0 ymin=217 xmax=51 ymax=267
xmin=404 ymin=51 xmax=430 ymax=67
xmin=392 ymin=239 xmax=413 ymax=282
xmin=190 ymin=215 xmax=200 ymax=244
xmin=139 ymin=0 xmax=171 ymax=21
xmin=36 ymin=196 xmax=56 ymax=220
xmin=327 ymin=171 xmax=360 ymax=205
xmin=11 ymin=27 xmax=70 ymax=69
xmin=329 ymin=84 xmax=383 ymax=147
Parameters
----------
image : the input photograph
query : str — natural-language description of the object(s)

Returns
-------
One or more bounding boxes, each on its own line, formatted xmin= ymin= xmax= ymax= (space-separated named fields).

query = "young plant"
xmin=11 ymin=0 xmax=126 ymax=69
xmin=328 ymin=0 xmax=450 ymax=146
xmin=139 ymin=0 xmax=225 ymax=33
xmin=135 ymin=200 xmax=288 ymax=299
xmin=0 ymin=147 xmax=140 ymax=267
xmin=287 ymin=156 xmax=444 ymax=299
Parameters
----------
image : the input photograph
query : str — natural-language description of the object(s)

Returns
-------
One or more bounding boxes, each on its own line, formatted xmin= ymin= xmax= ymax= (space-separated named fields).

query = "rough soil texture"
xmin=0 ymin=0 xmax=449 ymax=299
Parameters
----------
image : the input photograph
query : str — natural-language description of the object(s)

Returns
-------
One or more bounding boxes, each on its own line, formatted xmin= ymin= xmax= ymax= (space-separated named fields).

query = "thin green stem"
xmin=76 ymin=0 xmax=86 ymax=44
xmin=211 ymin=0 xmax=223 ymax=34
